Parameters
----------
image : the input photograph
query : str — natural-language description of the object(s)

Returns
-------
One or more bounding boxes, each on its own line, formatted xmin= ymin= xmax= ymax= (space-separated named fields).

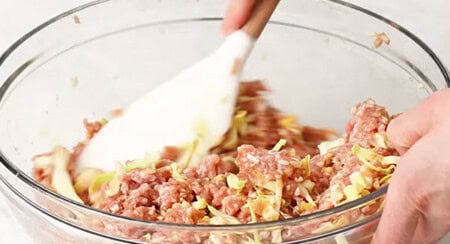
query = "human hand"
xmin=373 ymin=89 xmax=450 ymax=243
xmin=222 ymin=0 xmax=255 ymax=36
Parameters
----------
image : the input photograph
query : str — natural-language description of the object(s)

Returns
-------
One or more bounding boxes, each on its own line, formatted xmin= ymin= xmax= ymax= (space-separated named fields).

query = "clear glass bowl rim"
xmin=0 ymin=0 xmax=448 ymax=235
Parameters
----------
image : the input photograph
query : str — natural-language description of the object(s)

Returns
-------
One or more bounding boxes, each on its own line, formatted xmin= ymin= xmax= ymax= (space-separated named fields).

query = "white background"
xmin=0 ymin=0 xmax=449 ymax=243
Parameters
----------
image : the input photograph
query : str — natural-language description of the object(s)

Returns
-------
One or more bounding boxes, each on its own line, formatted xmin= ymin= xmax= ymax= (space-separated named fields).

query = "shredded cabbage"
xmin=301 ymin=179 xmax=315 ymax=192
xmin=381 ymin=155 xmax=400 ymax=165
xmin=258 ymin=198 xmax=279 ymax=220
xmin=271 ymin=139 xmax=287 ymax=152
xmin=213 ymin=174 xmax=226 ymax=183
xmin=278 ymin=114 xmax=297 ymax=129
xmin=88 ymin=171 xmax=115 ymax=195
xmin=50 ymin=147 xmax=84 ymax=204
xmin=74 ymin=168 xmax=103 ymax=194
xmin=297 ymin=185 xmax=317 ymax=207
xmin=329 ymin=183 xmax=344 ymax=205
xmin=379 ymin=174 xmax=392 ymax=185
xmin=192 ymin=197 xmax=207 ymax=210
xmin=352 ymin=145 xmax=396 ymax=173
xmin=274 ymin=179 xmax=283 ymax=210
xmin=100 ymin=118 xmax=108 ymax=126
xmin=374 ymin=132 xmax=390 ymax=148
xmin=178 ymin=139 xmax=199 ymax=168
xmin=208 ymin=206 xmax=241 ymax=225
xmin=349 ymin=171 xmax=370 ymax=192
xmin=169 ymin=163 xmax=186 ymax=182
xmin=301 ymin=155 xmax=311 ymax=176
xmin=257 ymin=180 xmax=277 ymax=192
xmin=343 ymin=185 xmax=360 ymax=201
xmin=105 ymin=162 xmax=124 ymax=197
xmin=247 ymin=200 xmax=257 ymax=224
xmin=226 ymin=173 xmax=246 ymax=191
xmin=299 ymin=201 xmax=315 ymax=212
xmin=318 ymin=138 xmax=345 ymax=155
xmin=221 ymin=110 xmax=248 ymax=150
xmin=125 ymin=153 xmax=159 ymax=172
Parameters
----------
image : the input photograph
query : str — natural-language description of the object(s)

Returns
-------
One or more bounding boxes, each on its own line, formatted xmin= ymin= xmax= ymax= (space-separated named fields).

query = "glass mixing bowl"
xmin=0 ymin=0 xmax=448 ymax=243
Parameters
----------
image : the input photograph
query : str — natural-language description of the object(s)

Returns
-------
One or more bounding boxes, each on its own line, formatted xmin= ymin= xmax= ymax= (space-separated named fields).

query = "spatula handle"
xmin=241 ymin=0 xmax=280 ymax=38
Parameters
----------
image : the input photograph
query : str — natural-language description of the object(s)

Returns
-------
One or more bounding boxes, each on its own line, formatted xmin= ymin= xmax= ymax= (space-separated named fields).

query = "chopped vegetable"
xmin=381 ymin=155 xmax=400 ymax=165
xmin=299 ymin=201 xmax=316 ymax=212
xmin=248 ymin=195 xmax=280 ymax=221
xmin=271 ymin=139 xmax=287 ymax=152
xmin=208 ymin=206 xmax=241 ymax=225
xmin=100 ymin=118 xmax=108 ymax=126
xmin=301 ymin=155 xmax=311 ymax=176
xmin=278 ymin=114 xmax=297 ymax=129
xmin=74 ymin=168 xmax=104 ymax=194
xmin=125 ymin=153 xmax=159 ymax=172
xmin=374 ymin=133 xmax=390 ymax=148
xmin=50 ymin=147 xmax=84 ymax=203
xmin=379 ymin=174 xmax=393 ymax=185
xmin=169 ymin=163 xmax=186 ymax=182
xmin=301 ymin=179 xmax=315 ymax=192
xmin=192 ymin=197 xmax=207 ymax=210
xmin=105 ymin=163 xmax=124 ymax=197
xmin=343 ymin=185 xmax=360 ymax=201
xmin=88 ymin=171 xmax=115 ymax=195
xmin=318 ymin=138 xmax=345 ymax=155
xmin=221 ymin=110 xmax=248 ymax=150
xmin=226 ymin=173 xmax=246 ymax=191
xmin=274 ymin=179 xmax=283 ymax=212
xmin=352 ymin=145 xmax=396 ymax=173
xmin=257 ymin=180 xmax=277 ymax=192
xmin=178 ymin=139 xmax=200 ymax=168
xmin=349 ymin=171 xmax=370 ymax=192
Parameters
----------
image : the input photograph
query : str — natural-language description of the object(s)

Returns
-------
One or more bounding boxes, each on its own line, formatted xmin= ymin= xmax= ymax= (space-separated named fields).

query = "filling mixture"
xmin=32 ymin=81 xmax=399 ymax=242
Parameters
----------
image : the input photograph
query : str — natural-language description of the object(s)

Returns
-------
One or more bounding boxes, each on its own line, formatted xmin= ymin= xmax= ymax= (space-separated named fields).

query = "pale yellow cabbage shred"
xmin=271 ymin=139 xmax=287 ymax=152
xmin=125 ymin=152 xmax=159 ymax=171
xmin=278 ymin=114 xmax=298 ymax=130
xmin=105 ymin=162 xmax=125 ymax=196
xmin=74 ymin=168 xmax=103 ymax=194
xmin=192 ymin=197 xmax=208 ymax=210
xmin=374 ymin=132 xmax=390 ymax=149
xmin=50 ymin=147 xmax=84 ymax=204
xmin=207 ymin=206 xmax=241 ymax=225
xmin=89 ymin=171 xmax=115 ymax=195
xmin=352 ymin=145 xmax=397 ymax=173
xmin=318 ymin=138 xmax=345 ymax=155
xmin=226 ymin=173 xmax=247 ymax=191
xmin=169 ymin=163 xmax=186 ymax=182
xmin=243 ymin=201 xmax=262 ymax=244
xmin=221 ymin=110 xmax=248 ymax=150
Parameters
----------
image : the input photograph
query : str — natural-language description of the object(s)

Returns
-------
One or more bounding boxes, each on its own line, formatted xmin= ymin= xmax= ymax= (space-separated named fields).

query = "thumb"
xmin=387 ymin=102 xmax=433 ymax=155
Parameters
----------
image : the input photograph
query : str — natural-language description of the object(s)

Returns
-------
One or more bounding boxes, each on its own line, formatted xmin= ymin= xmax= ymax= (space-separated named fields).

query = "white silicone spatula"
xmin=79 ymin=0 xmax=280 ymax=170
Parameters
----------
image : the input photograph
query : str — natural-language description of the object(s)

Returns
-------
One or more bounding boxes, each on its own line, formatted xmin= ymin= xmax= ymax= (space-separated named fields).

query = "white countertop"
xmin=0 ymin=0 xmax=449 ymax=243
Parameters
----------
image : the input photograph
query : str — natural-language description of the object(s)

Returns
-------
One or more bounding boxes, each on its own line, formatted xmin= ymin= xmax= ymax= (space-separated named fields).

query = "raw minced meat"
xmin=32 ymin=81 xmax=399 ymax=243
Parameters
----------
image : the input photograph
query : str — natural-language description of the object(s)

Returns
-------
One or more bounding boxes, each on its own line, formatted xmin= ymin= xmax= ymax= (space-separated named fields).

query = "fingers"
xmin=222 ymin=0 xmax=256 ymax=36
xmin=372 ymin=152 xmax=420 ymax=243
xmin=387 ymin=106 xmax=432 ymax=155
xmin=387 ymin=88 xmax=450 ymax=155
xmin=413 ymin=214 xmax=450 ymax=243
xmin=374 ymin=130 xmax=450 ymax=243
